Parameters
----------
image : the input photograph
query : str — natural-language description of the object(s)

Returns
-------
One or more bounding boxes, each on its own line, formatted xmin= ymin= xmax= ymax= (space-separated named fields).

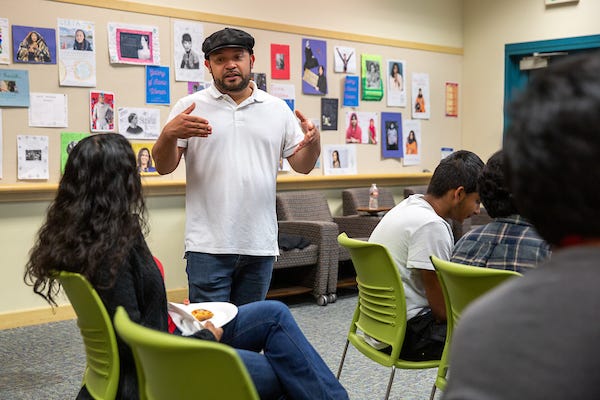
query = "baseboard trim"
xmin=0 ymin=287 xmax=188 ymax=330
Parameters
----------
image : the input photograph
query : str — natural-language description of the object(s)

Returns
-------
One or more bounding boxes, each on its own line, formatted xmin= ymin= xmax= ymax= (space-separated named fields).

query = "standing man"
xmin=153 ymin=27 xmax=320 ymax=306
xmin=368 ymin=150 xmax=483 ymax=361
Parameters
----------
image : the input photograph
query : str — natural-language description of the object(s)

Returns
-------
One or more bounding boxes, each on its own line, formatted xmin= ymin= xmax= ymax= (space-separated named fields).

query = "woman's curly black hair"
xmin=24 ymin=134 xmax=147 ymax=306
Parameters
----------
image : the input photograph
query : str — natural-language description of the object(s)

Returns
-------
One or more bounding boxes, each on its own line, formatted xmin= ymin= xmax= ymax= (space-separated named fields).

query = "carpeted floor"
xmin=0 ymin=290 xmax=440 ymax=399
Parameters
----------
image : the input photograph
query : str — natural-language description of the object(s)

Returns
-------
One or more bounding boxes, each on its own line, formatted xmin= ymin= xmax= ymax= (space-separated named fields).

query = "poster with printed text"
xmin=411 ymin=73 xmax=430 ymax=119
xmin=403 ymin=119 xmax=421 ymax=166
xmin=387 ymin=59 xmax=406 ymax=107
xmin=0 ymin=18 xmax=10 ymax=64
xmin=301 ymin=38 xmax=327 ymax=95
xmin=0 ymin=69 xmax=30 ymax=107
xmin=58 ymin=19 xmax=96 ymax=87
xmin=108 ymin=23 xmax=160 ymax=65
xmin=17 ymin=135 xmax=49 ymax=180
xmin=174 ymin=20 xmax=203 ymax=82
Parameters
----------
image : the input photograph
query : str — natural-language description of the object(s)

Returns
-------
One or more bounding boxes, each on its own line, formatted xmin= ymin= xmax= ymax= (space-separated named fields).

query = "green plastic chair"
xmin=56 ymin=271 xmax=120 ymax=400
xmin=336 ymin=233 xmax=440 ymax=400
xmin=428 ymin=255 xmax=522 ymax=399
xmin=113 ymin=306 xmax=260 ymax=400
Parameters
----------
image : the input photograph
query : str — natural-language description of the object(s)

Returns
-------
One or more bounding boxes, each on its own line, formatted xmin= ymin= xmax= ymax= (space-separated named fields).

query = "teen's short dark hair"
xmin=504 ymin=51 xmax=600 ymax=245
xmin=478 ymin=150 xmax=517 ymax=218
xmin=427 ymin=150 xmax=484 ymax=197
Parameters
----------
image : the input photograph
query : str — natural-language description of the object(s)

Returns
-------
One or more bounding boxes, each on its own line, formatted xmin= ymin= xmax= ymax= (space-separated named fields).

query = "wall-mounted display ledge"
xmin=0 ymin=173 xmax=432 ymax=203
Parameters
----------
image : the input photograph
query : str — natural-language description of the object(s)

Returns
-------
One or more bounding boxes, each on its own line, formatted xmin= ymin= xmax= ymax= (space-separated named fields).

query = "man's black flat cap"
xmin=202 ymin=28 xmax=255 ymax=59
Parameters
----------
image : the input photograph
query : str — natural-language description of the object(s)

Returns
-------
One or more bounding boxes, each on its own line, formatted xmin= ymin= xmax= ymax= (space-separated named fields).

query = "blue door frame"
xmin=504 ymin=34 xmax=600 ymax=134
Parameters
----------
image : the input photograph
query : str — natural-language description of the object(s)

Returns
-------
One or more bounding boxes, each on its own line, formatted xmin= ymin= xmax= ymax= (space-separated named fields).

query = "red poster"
xmin=271 ymin=43 xmax=290 ymax=79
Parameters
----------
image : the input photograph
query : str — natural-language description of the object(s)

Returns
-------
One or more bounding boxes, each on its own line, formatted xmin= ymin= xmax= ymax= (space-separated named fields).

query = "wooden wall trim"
xmin=51 ymin=0 xmax=463 ymax=55
xmin=0 ymin=173 xmax=432 ymax=202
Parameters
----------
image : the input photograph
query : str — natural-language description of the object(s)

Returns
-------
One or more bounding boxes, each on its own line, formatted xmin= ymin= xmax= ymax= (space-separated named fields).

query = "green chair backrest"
xmin=113 ymin=306 xmax=260 ymax=400
xmin=56 ymin=271 xmax=120 ymax=400
xmin=430 ymin=256 xmax=522 ymax=325
xmin=338 ymin=233 xmax=409 ymax=365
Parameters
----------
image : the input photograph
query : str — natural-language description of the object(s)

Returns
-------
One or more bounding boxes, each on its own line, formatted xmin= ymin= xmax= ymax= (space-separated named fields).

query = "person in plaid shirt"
xmin=451 ymin=150 xmax=550 ymax=273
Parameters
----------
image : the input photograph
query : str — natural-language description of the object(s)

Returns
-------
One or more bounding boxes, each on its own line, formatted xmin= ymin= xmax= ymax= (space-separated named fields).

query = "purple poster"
xmin=301 ymin=38 xmax=327 ymax=95
xmin=12 ymin=25 xmax=56 ymax=64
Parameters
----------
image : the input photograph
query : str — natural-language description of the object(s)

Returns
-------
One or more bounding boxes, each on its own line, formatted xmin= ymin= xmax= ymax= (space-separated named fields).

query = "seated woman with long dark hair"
xmin=24 ymin=134 xmax=348 ymax=400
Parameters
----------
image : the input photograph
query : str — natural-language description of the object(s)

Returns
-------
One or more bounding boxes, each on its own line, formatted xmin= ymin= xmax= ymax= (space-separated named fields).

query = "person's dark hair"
xmin=427 ymin=150 xmax=484 ymax=197
xmin=181 ymin=33 xmax=192 ymax=43
xmin=24 ymin=134 xmax=147 ymax=307
xmin=407 ymin=130 xmax=417 ymax=144
xmin=477 ymin=150 xmax=517 ymax=218
xmin=504 ymin=51 xmax=600 ymax=245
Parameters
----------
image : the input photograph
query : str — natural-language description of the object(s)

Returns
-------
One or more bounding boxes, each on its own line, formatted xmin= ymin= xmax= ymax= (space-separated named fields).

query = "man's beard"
xmin=213 ymin=72 xmax=251 ymax=93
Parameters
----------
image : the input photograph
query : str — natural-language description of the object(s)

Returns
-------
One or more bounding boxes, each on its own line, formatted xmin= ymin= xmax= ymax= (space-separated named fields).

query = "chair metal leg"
xmin=429 ymin=383 xmax=438 ymax=400
xmin=384 ymin=365 xmax=396 ymax=400
xmin=337 ymin=340 xmax=350 ymax=379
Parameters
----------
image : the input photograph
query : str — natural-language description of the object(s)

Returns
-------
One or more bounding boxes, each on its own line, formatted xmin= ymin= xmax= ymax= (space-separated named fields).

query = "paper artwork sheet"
xmin=387 ymin=59 xmax=406 ymax=107
xmin=0 ymin=110 xmax=3 ymax=178
xmin=173 ymin=20 xmax=203 ymax=82
xmin=381 ymin=112 xmax=403 ymax=159
xmin=323 ymin=144 xmax=357 ymax=175
xmin=320 ymin=98 xmax=338 ymax=131
xmin=271 ymin=43 xmax=290 ymax=80
xmin=250 ymin=72 xmax=266 ymax=91
xmin=445 ymin=82 xmax=458 ymax=117
xmin=0 ymin=69 xmax=30 ymax=107
xmin=345 ymin=111 xmax=378 ymax=145
xmin=334 ymin=46 xmax=356 ymax=74
xmin=12 ymin=25 xmax=56 ymax=64
xmin=60 ymin=132 xmax=88 ymax=173
xmin=57 ymin=19 xmax=96 ymax=87
xmin=270 ymin=83 xmax=295 ymax=111
xmin=0 ymin=18 xmax=10 ymax=65
xmin=17 ymin=135 xmax=49 ymax=180
xmin=90 ymin=90 xmax=115 ymax=132
xmin=361 ymin=54 xmax=384 ymax=101
xmin=117 ymin=107 xmax=161 ymax=140
xmin=188 ymin=81 xmax=210 ymax=94
xmin=146 ymin=66 xmax=170 ymax=104
xmin=301 ymin=38 xmax=327 ymax=95
xmin=108 ymin=23 xmax=160 ymax=65
xmin=412 ymin=73 xmax=430 ymax=119
xmin=403 ymin=119 xmax=421 ymax=166
xmin=28 ymin=93 xmax=68 ymax=127
xmin=130 ymin=141 xmax=159 ymax=176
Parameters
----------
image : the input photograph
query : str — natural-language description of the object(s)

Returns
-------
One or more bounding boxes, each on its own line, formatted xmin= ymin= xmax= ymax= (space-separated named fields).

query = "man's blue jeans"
xmin=222 ymin=300 xmax=349 ymax=400
xmin=185 ymin=252 xmax=274 ymax=305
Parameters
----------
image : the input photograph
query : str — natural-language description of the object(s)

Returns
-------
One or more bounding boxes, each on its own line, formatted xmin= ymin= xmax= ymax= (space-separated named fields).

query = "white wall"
xmin=462 ymin=0 xmax=600 ymax=161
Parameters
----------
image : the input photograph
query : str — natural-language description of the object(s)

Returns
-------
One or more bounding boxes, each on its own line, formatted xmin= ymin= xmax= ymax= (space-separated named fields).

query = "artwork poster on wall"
xmin=108 ymin=23 xmax=160 ymax=65
xmin=131 ymin=141 xmax=159 ymax=176
xmin=334 ymin=46 xmax=356 ymax=74
xmin=60 ymin=132 xmax=88 ymax=174
xmin=12 ymin=25 xmax=56 ymax=64
xmin=412 ymin=72 xmax=430 ymax=119
xmin=345 ymin=111 xmax=378 ymax=144
xmin=361 ymin=54 xmax=383 ymax=101
xmin=0 ymin=69 xmax=30 ymax=107
xmin=381 ymin=112 xmax=403 ymax=159
xmin=90 ymin=90 xmax=115 ymax=132
xmin=58 ymin=19 xmax=96 ymax=87
xmin=320 ymin=98 xmax=338 ymax=131
xmin=271 ymin=43 xmax=290 ymax=80
xmin=0 ymin=18 xmax=11 ymax=65
xmin=117 ymin=107 xmax=161 ymax=140
xmin=173 ymin=20 xmax=203 ymax=82
xmin=342 ymin=75 xmax=359 ymax=107
xmin=403 ymin=119 xmax=422 ymax=166
xmin=323 ymin=144 xmax=357 ymax=176
xmin=301 ymin=38 xmax=327 ymax=95
xmin=17 ymin=135 xmax=49 ymax=180
xmin=146 ymin=65 xmax=170 ymax=105
xmin=387 ymin=59 xmax=406 ymax=107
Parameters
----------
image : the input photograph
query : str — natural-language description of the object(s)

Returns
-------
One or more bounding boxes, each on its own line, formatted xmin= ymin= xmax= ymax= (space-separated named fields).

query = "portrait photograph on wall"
xmin=323 ymin=144 xmax=356 ymax=175
xmin=89 ymin=90 xmax=115 ymax=132
xmin=361 ymin=54 xmax=383 ymax=101
xmin=130 ymin=141 xmax=159 ymax=176
xmin=387 ymin=59 xmax=406 ymax=107
xmin=345 ymin=111 xmax=378 ymax=144
xmin=301 ymin=38 xmax=327 ymax=95
xmin=173 ymin=20 xmax=203 ymax=82
xmin=12 ymin=25 xmax=56 ymax=64
xmin=381 ymin=111 xmax=403 ymax=159
xmin=403 ymin=118 xmax=422 ymax=166
xmin=334 ymin=45 xmax=356 ymax=74
xmin=108 ymin=23 xmax=160 ymax=65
